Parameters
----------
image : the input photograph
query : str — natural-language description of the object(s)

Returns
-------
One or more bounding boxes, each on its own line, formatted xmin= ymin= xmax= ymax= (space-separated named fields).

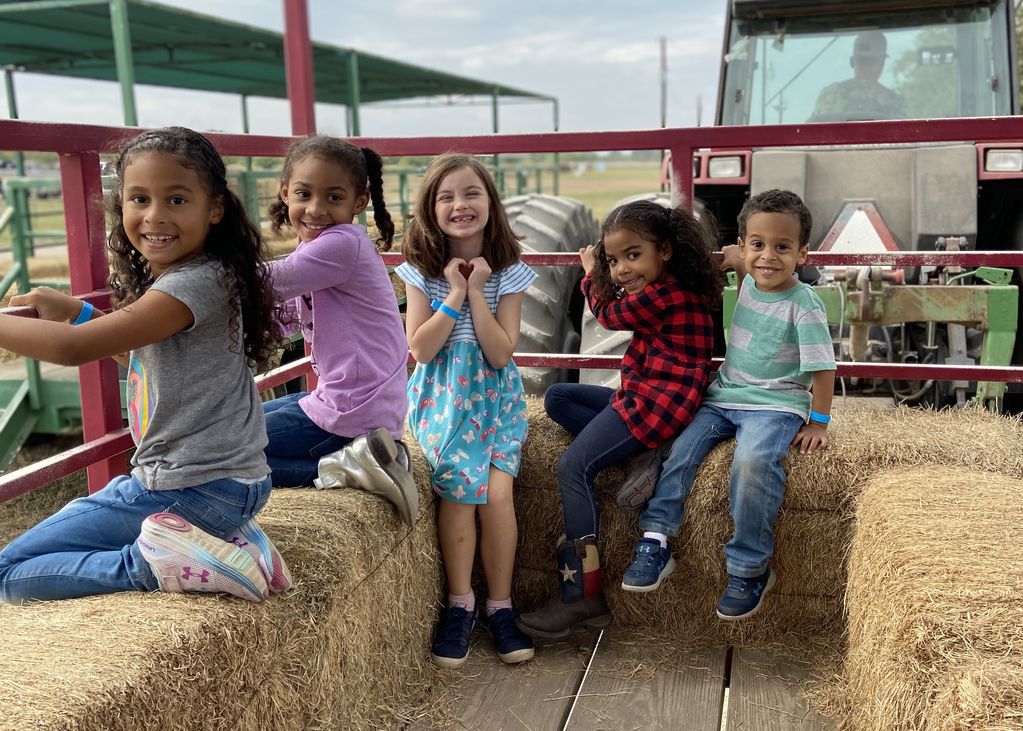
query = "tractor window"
xmin=718 ymin=3 xmax=1014 ymax=125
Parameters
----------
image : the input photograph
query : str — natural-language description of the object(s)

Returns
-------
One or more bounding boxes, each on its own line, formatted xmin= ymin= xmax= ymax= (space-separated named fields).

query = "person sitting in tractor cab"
xmin=808 ymin=30 xmax=905 ymax=122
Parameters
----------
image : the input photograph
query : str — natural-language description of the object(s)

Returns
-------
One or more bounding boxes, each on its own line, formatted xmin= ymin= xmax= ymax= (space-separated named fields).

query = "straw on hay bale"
xmin=841 ymin=466 xmax=1023 ymax=731
xmin=514 ymin=396 xmax=1023 ymax=647
xmin=0 ymin=451 xmax=444 ymax=731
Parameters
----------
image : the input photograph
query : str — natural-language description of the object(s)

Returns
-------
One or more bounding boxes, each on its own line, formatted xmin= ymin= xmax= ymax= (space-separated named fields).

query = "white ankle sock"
xmin=643 ymin=531 xmax=668 ymax=548
xmin=449 ymin=591 xmax=475 ymax=612
xmin=485 ymin=597 xmax=512 ymax=616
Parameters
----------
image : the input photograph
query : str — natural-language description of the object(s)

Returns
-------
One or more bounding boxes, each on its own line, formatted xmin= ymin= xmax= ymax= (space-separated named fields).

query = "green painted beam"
xmin=108 ymin=0 xmax=138 ymax=126
xmin=0 ymin=381 xmax=38 ymax=472
xmin=347 ymin=50 xmax=361 ymax=137
xmin=0 ymin=0 xmax=106 ymax=13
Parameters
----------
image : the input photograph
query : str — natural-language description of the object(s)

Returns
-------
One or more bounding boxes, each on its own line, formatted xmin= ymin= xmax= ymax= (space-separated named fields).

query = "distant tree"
xmin=891 ymin=27 xmax=957 ymax=118
xmin=1017 ymin=1 xmax=1022 ymax=106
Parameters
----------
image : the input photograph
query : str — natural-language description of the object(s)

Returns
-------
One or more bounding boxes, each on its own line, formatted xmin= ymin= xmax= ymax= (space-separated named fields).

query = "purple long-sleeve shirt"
xmin=269 ymin=224 xmax=409 ymax=440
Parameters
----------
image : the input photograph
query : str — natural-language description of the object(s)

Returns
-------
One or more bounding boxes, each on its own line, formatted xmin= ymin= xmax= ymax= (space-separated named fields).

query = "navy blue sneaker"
xmin=431 ymin=605 xmax=474 ymax=668
xmin=479 ymin=608 xmax=535 ymax=664
xmin=621 ymin=537 xmax=676 ymax=592
xmin=716 ymin=567 xmax=776 ymax=620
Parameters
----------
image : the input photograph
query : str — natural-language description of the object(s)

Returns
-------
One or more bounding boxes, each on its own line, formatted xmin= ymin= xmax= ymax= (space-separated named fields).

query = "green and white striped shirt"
xmin=706 ymin=275 xmax=836 ymax=419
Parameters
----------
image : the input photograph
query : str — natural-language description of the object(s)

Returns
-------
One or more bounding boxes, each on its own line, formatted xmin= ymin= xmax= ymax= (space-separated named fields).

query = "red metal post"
xmin=283 ymin=0 xmax=317 ymax=387
xmin=669 ymin=145 xmax=694 ymax=212
xmin=283 ymin=0 xmax=316 ymax=136
xmin=60 ymin=151 xmax=127 ymax=492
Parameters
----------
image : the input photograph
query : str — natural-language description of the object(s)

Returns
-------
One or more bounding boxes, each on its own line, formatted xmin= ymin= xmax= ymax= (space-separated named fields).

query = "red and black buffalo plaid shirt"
xmin=583 ymin=275 xmax=714 ymax=447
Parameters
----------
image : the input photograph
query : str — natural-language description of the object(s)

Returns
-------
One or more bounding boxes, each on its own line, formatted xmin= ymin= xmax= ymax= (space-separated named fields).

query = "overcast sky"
xmin=8 ymin=0 xmax=728 ymax=139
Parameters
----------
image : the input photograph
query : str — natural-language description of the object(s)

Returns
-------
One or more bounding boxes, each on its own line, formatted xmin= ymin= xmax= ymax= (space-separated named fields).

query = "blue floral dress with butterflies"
xmin=395 ymin=261 xmax=537 ymax=505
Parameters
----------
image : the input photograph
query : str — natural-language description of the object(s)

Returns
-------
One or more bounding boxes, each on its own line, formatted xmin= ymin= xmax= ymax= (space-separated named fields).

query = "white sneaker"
xmin=137 ymin=513 xmax=268 ymax=602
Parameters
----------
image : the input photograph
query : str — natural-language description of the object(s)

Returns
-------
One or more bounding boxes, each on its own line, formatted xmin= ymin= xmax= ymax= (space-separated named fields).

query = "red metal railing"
xmin=0 ymin=115 xmax=1022 ymax=503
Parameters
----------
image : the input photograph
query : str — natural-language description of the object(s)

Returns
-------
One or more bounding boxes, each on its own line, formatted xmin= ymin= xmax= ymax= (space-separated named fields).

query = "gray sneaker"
xmin=615 ymin=442 xmax=672 ymax=512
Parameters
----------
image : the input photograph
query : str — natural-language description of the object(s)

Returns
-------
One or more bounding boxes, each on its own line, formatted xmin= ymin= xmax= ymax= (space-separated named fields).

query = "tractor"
xmin=581 ymin=0 xmax=1023 ymax=411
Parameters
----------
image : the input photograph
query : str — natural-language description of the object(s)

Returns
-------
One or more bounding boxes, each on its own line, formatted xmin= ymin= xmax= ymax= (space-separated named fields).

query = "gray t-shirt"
xmin=127 ymin=254 xmax=269 ymax=490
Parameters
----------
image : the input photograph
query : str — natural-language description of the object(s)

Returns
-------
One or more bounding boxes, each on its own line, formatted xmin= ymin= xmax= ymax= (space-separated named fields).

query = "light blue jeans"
xmin=0 ymin=473 xmax=271 ymax=604
xmin=639 ymin=404 xmax=804 ymax=578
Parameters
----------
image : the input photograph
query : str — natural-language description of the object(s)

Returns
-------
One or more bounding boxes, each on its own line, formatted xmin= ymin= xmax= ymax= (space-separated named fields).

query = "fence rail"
xmin=0 ymin=115 xmax=1021 ymax=504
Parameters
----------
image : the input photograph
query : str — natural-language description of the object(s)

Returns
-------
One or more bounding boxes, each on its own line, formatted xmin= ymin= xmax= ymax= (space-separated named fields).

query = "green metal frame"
xmin=0 ymin=0 xmax=556 ymax=133
xmin=721 ymin=278 xmax=1019 ymax=410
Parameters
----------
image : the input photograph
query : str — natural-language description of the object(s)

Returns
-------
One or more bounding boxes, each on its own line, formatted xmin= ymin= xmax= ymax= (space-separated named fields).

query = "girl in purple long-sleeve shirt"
xmin=264 ymin=136 xmax=416 ymax=525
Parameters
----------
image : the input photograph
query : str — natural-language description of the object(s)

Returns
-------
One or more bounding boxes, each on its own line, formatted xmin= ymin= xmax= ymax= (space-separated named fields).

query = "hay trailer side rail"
xmin=1 ymin=114 xmax=1023 ymax=506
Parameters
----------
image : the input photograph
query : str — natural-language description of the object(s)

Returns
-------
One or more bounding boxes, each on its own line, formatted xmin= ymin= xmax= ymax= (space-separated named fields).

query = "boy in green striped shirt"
xmin=620 ymin=190 xmax=836 ymax=620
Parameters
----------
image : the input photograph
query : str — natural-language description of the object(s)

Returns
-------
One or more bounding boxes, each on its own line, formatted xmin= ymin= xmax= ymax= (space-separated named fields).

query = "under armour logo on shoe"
xmin=229 ymin=537 xmax=250 ymax=549
xmin=181 ymin=566 xmax=210 ymax=583
xmin=560 ymin=564 xmax=577 ymax=583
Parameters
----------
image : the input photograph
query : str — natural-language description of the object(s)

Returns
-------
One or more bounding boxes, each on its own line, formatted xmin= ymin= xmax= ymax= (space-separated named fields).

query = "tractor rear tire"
xmin=505 ymin=194 xmax=598 ymax=394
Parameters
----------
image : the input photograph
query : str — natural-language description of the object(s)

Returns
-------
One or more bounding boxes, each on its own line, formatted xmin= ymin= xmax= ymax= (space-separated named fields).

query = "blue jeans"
xmin=264 ymin=392 xmax=351 ymax=487
xmin=640 ymin=404 xmax=804 ymax=578
xmin=0 ymin=473 xmax=271 ymax=604
xmin=545 ymin=383 xmax=645 ymax=540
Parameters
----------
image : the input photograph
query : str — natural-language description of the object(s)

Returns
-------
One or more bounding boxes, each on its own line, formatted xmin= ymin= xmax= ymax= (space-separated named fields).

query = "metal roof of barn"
xmin=0 ymin=0 xmax=549 ymax=104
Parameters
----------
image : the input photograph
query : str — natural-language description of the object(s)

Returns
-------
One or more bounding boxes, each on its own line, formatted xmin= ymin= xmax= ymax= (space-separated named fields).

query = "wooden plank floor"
xmin=418 ymin=628 xmax=836 ymax=730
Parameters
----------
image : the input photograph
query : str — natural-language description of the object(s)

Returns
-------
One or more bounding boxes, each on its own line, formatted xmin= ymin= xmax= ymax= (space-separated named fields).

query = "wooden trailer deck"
xmin=419 ymin=627 xmax=835 ymax=731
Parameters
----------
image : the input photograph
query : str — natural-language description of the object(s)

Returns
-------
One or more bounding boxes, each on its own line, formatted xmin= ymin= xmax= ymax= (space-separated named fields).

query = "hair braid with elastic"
xmin=270 ymin=135 xmax=394 ymax=250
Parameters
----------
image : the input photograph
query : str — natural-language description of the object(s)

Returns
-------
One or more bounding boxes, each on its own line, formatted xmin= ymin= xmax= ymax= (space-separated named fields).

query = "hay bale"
xmin=515 ymin=396 xmax=1023 ymax=647
xmin=842 ymin=467 xmax=1023 ymax=731
xmin=0 ymin=456 xmax=443 ymax=730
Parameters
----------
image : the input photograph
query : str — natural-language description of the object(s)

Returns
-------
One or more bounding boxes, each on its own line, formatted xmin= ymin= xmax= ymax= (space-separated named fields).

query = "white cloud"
xmin=6 ymin=0 xmax=730 ymax=136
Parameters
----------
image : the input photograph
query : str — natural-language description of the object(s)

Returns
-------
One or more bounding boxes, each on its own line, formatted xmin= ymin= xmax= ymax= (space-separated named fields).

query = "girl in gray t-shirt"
xmin=0 ymin=127 xmax=292 ymax=605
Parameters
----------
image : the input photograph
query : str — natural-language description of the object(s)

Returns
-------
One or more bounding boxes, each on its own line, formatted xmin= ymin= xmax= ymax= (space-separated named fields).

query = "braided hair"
xmin=106 ymin=126 xmax=280 ymax=372
xmin=268 ymin=135 xmax=395 ymax=250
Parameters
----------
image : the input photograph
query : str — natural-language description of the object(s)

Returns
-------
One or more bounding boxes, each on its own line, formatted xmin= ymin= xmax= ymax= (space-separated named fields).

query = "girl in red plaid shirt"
xmin=517 ymin=200 xmax=723 ymax=640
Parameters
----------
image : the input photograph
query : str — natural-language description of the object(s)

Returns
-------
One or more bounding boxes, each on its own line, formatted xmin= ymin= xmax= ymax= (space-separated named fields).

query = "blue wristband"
xmin=809 ymin=410 xmax=831 ymax=425
xmin=431 ymin=299 xmax=459 ymax=321
xmin=72 ymin=301 xmax=94 ymax=326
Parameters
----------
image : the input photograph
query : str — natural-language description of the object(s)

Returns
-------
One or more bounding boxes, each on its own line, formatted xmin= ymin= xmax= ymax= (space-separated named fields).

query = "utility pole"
xmin=660 ymin=37 xmax=668 ymax=191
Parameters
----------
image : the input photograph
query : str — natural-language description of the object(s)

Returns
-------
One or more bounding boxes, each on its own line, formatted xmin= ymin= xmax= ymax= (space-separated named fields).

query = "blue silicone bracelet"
xmin=431 ymin=299 xmax=459 ymax=321
xmin=72 ymin=301 xmax=94 ymax=326
xmin=809 ymin=410 xmax=831 ymax=425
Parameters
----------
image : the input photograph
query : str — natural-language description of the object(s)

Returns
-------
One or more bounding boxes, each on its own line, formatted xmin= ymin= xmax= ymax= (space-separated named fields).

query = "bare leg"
xmin=477 ymin=467 xmax=517 ymax=602
xmin=437 ymin=499 xmax=477 ymax=596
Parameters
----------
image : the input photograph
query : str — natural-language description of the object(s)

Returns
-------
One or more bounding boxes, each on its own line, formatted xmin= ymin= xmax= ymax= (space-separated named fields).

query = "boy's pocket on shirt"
xmin=730 ymin=322 xmax=785 ymax=360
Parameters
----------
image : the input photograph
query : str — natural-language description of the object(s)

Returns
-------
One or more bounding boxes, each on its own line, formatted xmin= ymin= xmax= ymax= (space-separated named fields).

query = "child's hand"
xmin=791 ymin=423 xmax=829 ymax=454
xmin=465 ymin=256 xmax=492 ymax=291
xmin=579 ymin=245 xmax=596 ymax=275
xmin=9 ymin=287 xmax=85 ymax=323
xmin=443 ymin=258 xmax=469 ymax=293
xmin=720 ymin=244 xmax=742 ymax=271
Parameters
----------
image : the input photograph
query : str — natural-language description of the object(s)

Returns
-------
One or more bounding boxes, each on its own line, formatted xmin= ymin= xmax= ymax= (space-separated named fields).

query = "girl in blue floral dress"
xmin=396 ymin=153 xmax=536 ymax=669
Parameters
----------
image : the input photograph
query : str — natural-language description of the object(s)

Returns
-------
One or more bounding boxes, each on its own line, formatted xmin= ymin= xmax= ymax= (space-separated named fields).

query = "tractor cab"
xmin=718 ymin=0 xmax=1018 ymax=126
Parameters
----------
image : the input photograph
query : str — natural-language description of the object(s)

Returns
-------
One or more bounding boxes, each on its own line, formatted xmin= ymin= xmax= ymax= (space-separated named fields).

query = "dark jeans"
xmin=263 ymin=393 xmax=352 ymax=487
xmin=544 ymin=383 xmax=644 ymax=540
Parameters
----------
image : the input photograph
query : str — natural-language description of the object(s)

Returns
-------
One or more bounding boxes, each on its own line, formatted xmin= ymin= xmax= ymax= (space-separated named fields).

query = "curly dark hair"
xmin=268 ymin=135 xmax=395 ymax=251
xmin=401 ymin=153 xmax=522 ymax=278
xmin=738 ymin=189 xmax=813 ymax=245
xmin=106 ymin=126 xmax=280 ymax=372
xmin=590 ymin=200 xmax=724 ymax=308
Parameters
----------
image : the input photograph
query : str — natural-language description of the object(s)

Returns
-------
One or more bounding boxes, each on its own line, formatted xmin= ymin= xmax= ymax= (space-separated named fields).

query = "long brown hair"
xmin=401 ymin=153 xmax=521 ymax=277
xmin=106 ymin=126 xmax=280 ymax=372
